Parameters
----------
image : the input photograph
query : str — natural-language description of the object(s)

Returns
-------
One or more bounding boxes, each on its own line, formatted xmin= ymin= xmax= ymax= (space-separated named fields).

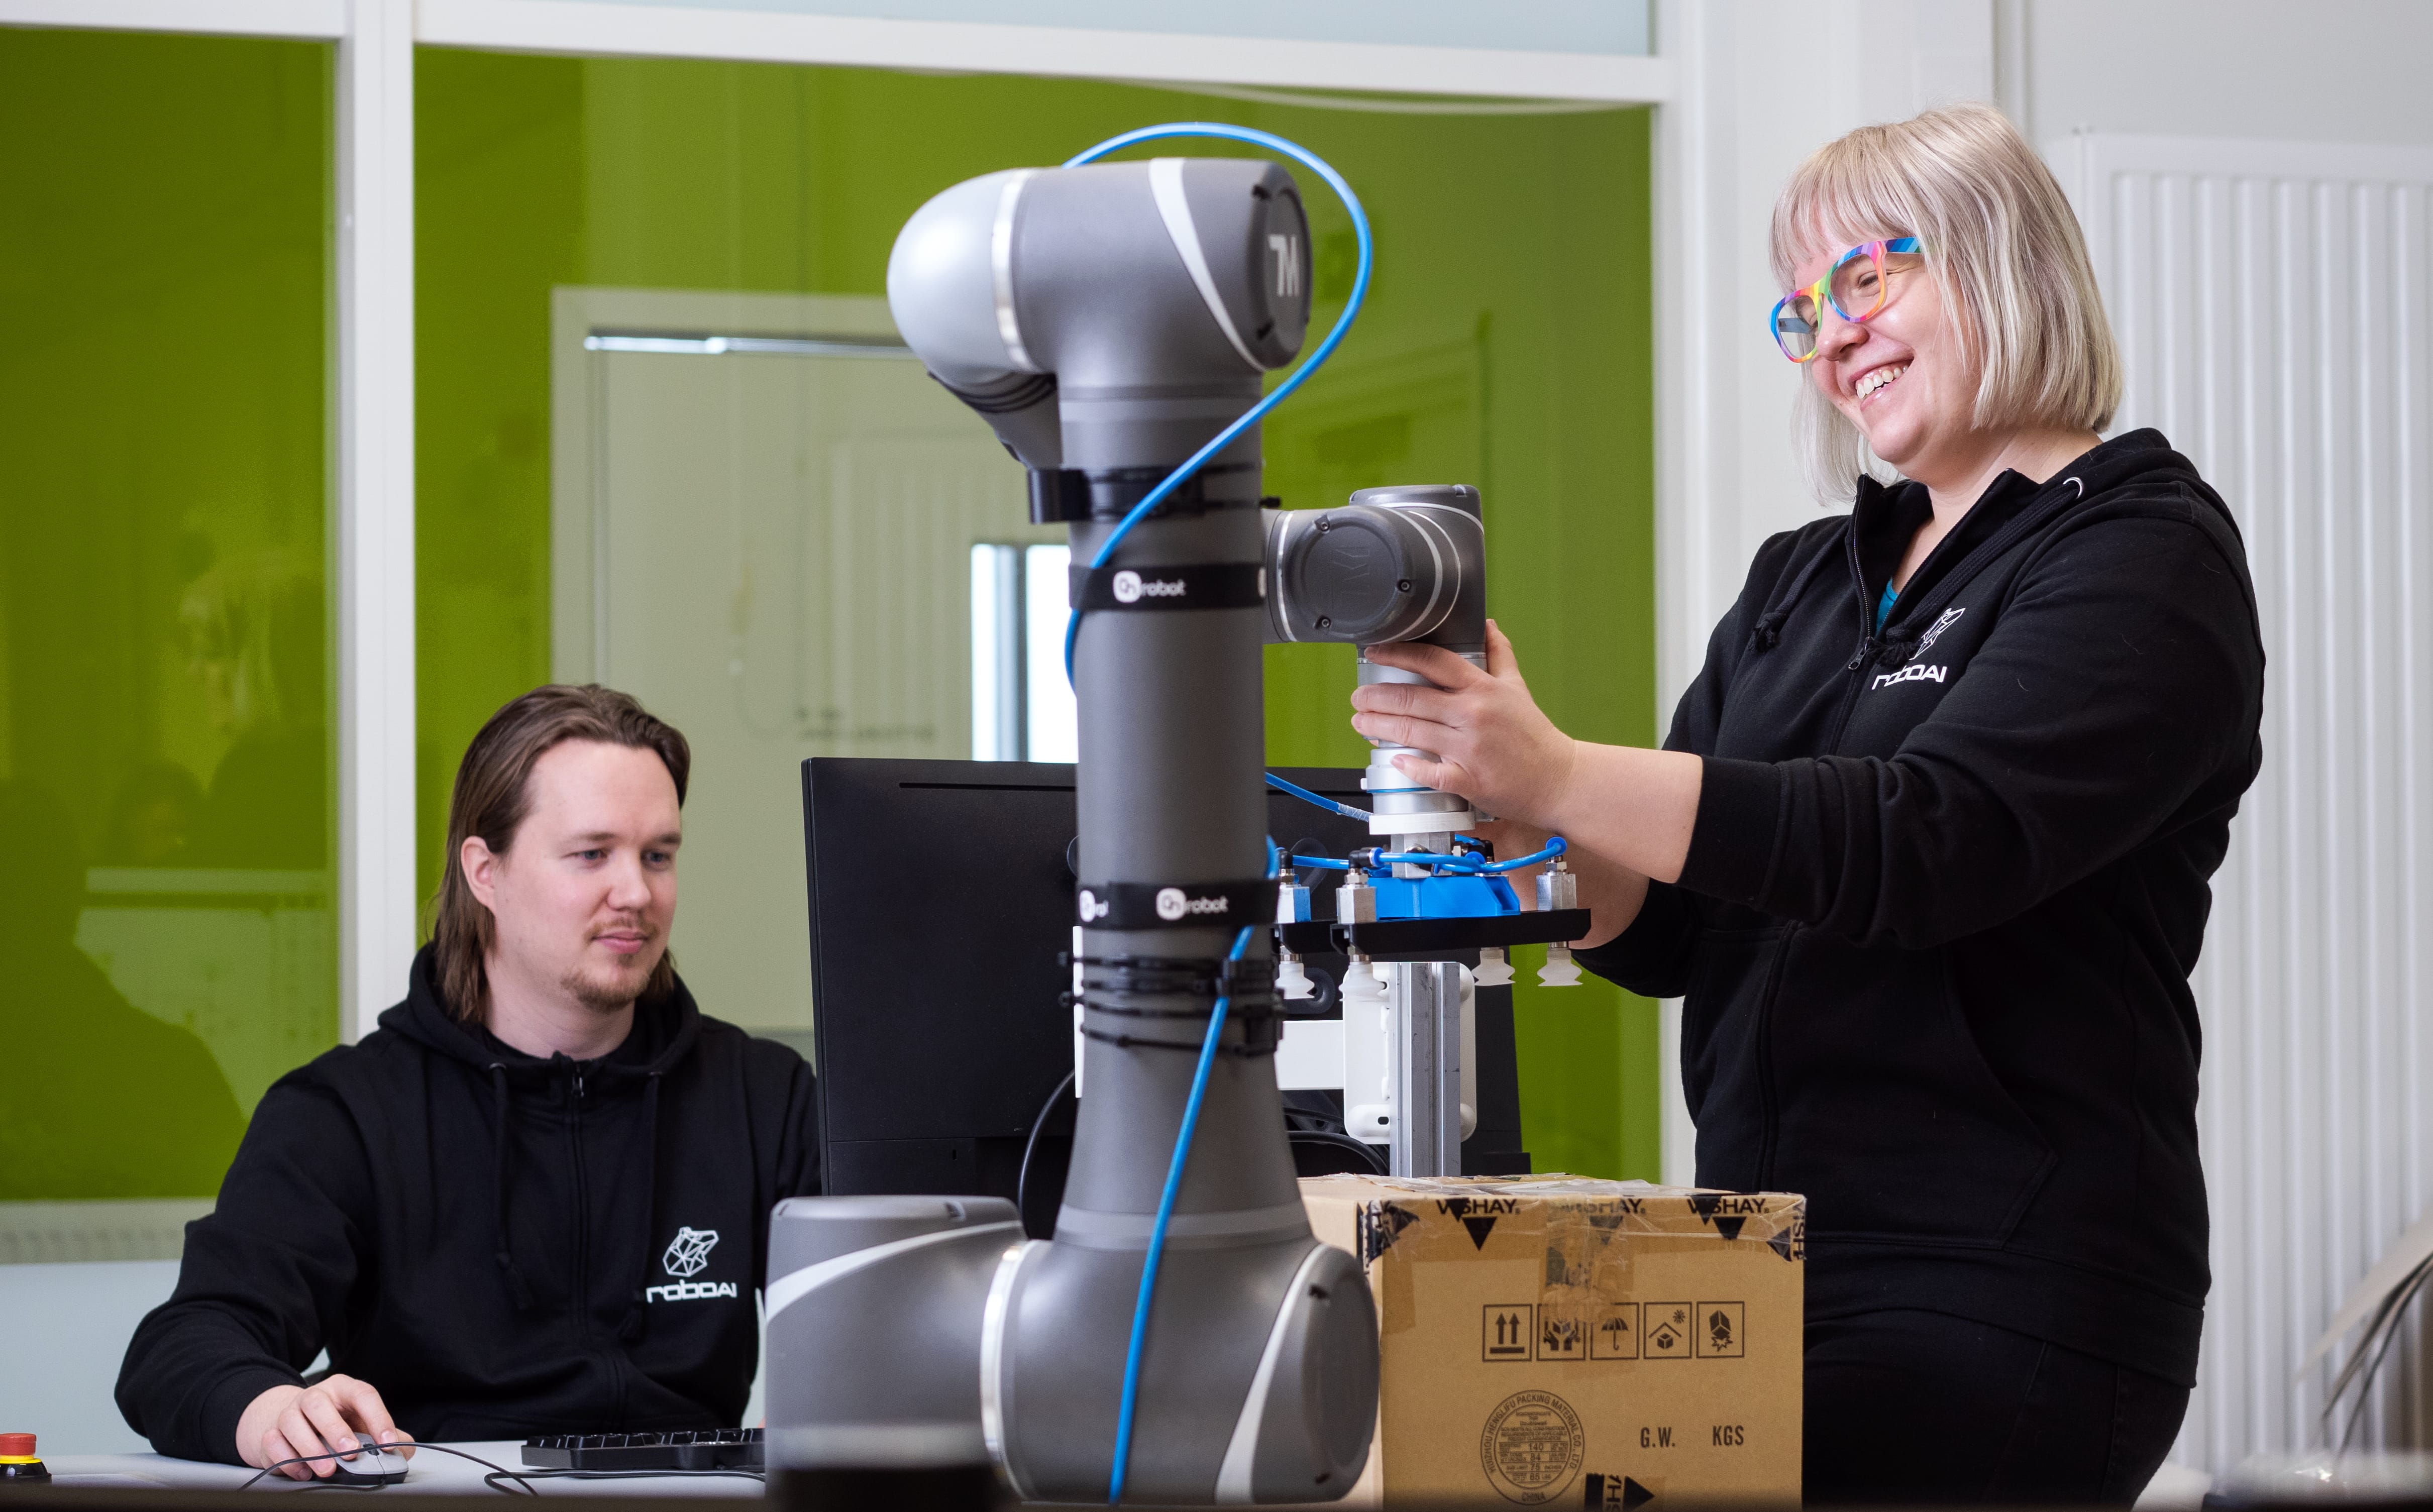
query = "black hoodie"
xmin=116 ymin=947 xmax=821 ymax=1461
xmin=1579 ymin=430 xmax=2263 ymax=1387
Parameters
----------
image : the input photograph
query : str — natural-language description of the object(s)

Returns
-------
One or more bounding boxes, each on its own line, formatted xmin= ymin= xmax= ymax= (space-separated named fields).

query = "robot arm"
xmin=771 ymin=140 xmax=1583 ymax=1506
xmin=769 ymin=156 xmax=1370 ymax=1508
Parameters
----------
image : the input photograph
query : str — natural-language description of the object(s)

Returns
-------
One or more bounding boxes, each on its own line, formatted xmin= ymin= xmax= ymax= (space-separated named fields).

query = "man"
xmin=117 ymin=686 xmax=821 ymax=1479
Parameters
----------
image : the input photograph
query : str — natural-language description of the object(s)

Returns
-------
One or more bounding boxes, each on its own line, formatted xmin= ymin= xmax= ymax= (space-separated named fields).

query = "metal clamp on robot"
xmin=762 ymin=127 xmax=1589 ymax=1506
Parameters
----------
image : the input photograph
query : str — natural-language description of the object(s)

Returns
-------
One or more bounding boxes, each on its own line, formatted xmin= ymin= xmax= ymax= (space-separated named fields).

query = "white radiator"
xmin=2067 ymin=133 xmax=2433 ymax=1472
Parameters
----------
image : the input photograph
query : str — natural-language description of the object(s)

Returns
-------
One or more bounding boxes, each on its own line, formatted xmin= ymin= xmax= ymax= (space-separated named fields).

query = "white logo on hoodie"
xmin=647 ymin=1226 xmax=738 ymax=1303
xmin=662 ymin=1226 xmax=718 ymax=1277
xmin=1916 ymin=606 xmax=1965 ymax=657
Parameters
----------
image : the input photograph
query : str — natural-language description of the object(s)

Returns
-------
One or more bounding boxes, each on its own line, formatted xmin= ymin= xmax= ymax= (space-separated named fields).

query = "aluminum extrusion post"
xmin=886 ymin=158 xmax=1378 ymax=1505
xmin=1386 ymin=962 xmax=1469 ymax=1178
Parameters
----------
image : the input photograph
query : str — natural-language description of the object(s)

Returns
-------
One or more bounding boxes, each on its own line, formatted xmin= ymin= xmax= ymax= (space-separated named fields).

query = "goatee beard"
xmin=562 ymin=939 xmax=660 ymax=1012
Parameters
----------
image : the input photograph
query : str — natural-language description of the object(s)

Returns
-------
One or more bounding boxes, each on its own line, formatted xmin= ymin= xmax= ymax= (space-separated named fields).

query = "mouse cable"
xmin=238 ymin=1441 xmax=537 ymax=1494
xmin=484 ymin=1468 xmax=765 ymax=1493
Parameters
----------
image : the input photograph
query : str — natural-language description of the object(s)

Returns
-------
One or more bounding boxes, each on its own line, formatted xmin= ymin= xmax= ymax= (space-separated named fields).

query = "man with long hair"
xmin=117 ymin=686 xmax=822 ymax=1479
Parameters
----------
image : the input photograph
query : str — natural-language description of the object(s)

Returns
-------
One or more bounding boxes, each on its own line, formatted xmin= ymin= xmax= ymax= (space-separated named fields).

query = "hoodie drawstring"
xmin=1752 ymin=524 xmax=1848 ymax=651
xmin=488 ymin=1064 xmax=537 ymax=1312
xmin=615 ymin=1072 xmax=664 ymax=1342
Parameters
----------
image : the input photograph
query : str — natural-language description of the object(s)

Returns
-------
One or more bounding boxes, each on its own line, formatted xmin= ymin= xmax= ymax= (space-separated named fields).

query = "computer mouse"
xmin=321 ymin=1443 xmax=409 ymax=1486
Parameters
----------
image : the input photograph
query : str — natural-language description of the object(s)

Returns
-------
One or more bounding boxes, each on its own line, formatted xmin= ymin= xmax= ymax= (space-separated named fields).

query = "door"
xmin=553 ymin=289 xmax=1053 ymax=1034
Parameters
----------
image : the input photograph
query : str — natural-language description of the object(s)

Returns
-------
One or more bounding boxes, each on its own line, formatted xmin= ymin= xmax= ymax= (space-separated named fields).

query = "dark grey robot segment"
xmin=1265 ymin=485 xmax=1489 ymax=851
xmin=1016 ymin=161 xmax=1305 ymax=470
xmin=1264 ymin=484 xmax=1487 ymax=651
xmin=886 ymin=158 xmax=1312 ymax=478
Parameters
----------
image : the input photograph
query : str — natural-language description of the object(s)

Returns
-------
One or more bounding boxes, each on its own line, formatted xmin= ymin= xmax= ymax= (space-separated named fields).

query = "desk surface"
xmin=48 ymin=1441 xmax=762 ymax=1497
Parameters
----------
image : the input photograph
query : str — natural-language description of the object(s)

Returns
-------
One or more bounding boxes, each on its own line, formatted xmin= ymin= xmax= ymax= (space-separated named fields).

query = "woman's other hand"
xmin=1349 ymin=621 xmax=1576 ymax=828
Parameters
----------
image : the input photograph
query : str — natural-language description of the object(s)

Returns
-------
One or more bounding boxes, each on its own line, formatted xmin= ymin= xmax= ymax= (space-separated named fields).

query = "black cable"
xmin=237 ymin=1441 xmax=538 ymax=1494
xmin=1288 ymin=1128 xmax=1388 ymax=1175
xmin=241 ymin=1440 xmax=768 ymax=1496
xmin=486 ymin=1468 xmax=765 ymax=1492
xmin=1016 ymin=1068 xmax=1077 ymax=1238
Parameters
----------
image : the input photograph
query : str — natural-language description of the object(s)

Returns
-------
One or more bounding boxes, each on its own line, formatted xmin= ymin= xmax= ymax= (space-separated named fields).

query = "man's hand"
xmin=1349 ymin=620 xmax=1577 ymax=828
xmin=237 ymin=1377 xmax=415 ymax=1481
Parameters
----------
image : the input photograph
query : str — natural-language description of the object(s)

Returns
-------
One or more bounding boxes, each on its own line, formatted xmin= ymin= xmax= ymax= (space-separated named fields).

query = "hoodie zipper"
xmin=1753 ymin=631 xmax=1885 ymax=1189
xmin=1755 ymin=562 xmax=1893 ymax=1189
xmin=571 ymin=1065 xmax=641 ymax=1426
xmin=568 ymin=1068 xmax=600 ymax=1385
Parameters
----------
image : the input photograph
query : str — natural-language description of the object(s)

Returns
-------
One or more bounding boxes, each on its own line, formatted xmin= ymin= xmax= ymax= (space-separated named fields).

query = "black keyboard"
xmin=521 ymin=1428 xmax=763 ymax=1471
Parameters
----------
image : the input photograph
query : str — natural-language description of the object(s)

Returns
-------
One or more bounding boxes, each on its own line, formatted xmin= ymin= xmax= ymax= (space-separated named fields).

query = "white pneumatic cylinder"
xmin=1342 ymin=955 xmax=1392 ymax=1143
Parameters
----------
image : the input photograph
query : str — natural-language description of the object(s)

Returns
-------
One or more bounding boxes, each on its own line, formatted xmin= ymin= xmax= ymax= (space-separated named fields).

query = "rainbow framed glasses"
xmin=1769 ymin=236 xmax=1922 ymax=362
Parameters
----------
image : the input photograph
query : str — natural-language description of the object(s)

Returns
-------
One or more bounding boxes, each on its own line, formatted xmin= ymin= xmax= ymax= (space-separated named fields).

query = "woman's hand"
xmin=1351 ymin=619 xmax=1705 ymax=895
xmin=237 ymin=1376 xmax=415 ymax=1480
xmin=1349 ymin=621 xmax=1577 ymax=828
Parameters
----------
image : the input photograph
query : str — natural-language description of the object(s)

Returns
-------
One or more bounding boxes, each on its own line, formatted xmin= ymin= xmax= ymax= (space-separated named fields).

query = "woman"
xmin=1351 ymin=103 xmax=2263 ymax=1503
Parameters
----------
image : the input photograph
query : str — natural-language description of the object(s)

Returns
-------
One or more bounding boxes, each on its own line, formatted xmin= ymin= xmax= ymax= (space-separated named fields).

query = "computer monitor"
xmin=801 ymin=758 xmax=1528 ymax=1229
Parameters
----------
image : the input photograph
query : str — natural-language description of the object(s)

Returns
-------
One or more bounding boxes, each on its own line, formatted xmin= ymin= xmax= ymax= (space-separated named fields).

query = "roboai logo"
xmin=1111 ymin=570 xmax=1186 ymax=605
xmin=1155 ymin=887 xmax=1230 ymax=921
xmin=1870 ymin=663 xmax=1948 ymax=692
xmin=664 ymin=1226 xmax=717 ymax=1276
xmin=647 ymin=1227 xmax=737 ymax=1304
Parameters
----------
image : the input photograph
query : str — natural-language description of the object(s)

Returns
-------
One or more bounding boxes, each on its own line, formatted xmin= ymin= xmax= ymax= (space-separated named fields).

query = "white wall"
xmin=2006 ymin=0 xmax=2433 ymax=149
xmin=0 ymin=1261 xmax=179 ymax=1455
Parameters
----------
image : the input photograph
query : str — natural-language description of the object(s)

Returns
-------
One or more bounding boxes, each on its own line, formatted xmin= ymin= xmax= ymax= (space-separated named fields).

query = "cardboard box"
xmin=1299 ymin=1175 xmax=1805 ymax=1510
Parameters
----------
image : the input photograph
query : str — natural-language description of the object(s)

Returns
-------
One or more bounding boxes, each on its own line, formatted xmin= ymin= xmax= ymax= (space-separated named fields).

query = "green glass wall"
xmin=417 ymin=53 xmax=1658 ymax=1179
xmin=0 ymin=29 xmax=337 ymax=1207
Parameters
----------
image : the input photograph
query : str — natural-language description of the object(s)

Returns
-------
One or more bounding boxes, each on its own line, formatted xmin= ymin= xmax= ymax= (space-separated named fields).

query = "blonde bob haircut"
xmin=1770 ymin=101 xmax=2121 ymax=502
